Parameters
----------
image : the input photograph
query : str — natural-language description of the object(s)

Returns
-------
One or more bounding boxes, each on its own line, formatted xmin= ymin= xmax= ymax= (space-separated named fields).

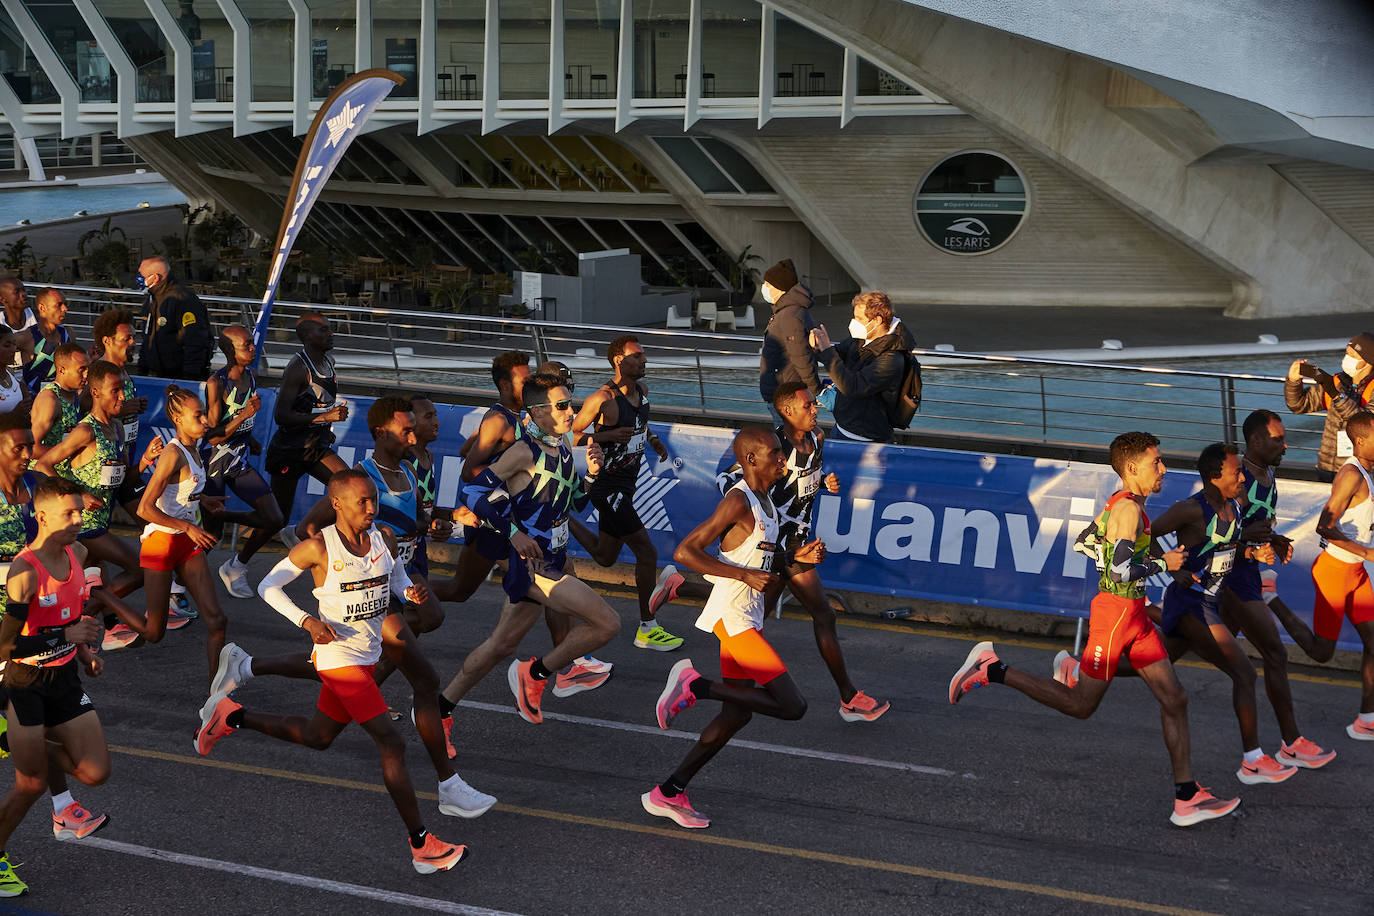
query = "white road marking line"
xmin=457 ymin=700 xmax=970 ymax=778
xmin=80 ymin=837 xmax=527 ymax=916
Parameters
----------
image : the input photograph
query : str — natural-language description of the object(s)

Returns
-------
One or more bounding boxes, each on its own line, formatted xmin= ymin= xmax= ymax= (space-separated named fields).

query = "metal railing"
xmin=48 ymin=284 xmax=1322 ymax=468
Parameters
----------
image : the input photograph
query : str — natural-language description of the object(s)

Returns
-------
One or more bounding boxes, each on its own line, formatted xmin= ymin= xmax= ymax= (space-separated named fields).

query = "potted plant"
xmin=432 ymin=278 xmax=479 ymax=342
xmin=77 ymin=217 xmax=131 ymax=287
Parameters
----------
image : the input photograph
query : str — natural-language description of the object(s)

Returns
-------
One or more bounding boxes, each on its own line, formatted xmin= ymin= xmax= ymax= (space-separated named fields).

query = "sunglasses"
xmin=530 ymin=399 xmax=573 ymax=411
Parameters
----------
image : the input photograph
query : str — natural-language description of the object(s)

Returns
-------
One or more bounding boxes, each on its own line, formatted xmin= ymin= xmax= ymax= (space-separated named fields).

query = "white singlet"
xmin=311 ymin=524 xmax=393 ymax=670
xmin=695 ymin=481 xmax=779 ymax=637
xmin=0 ymin=370 xmax=23 ymax=414
xmin=1322 ymin=457 xmax=1374 ymax=564
xmin=143 ymin=441 xmax=206 ymax=536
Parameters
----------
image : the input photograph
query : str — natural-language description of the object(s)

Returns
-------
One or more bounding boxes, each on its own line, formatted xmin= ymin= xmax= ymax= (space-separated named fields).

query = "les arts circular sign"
xmin=913 ymin=151 xmax=1028 ymax=256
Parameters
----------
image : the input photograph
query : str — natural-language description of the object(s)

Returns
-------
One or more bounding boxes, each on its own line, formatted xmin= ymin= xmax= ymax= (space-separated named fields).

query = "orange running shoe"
xmin=838 ymin=690 xmax=890 ymax=723
xmin=1276 ymin=736 xmax=1336 ymax=769
xmin=1348 ymin=717 xmax=1374 ymax=741
xmin=1052 ymin=650 xmax=1080 ymax=689
xmin=648 ymin=565 xmax=685 ymax=617
xmin=948 ymin=642 xmax=998 ymax=704
xmin=442 ymin=714 xmax=456 ymax=759
xmin=52 ymin=801 xmax=108 ymax=840
xmin=507 ymin=658 xmax=546 ymax=724
xmin=194 ymin=691 xmax=241 ymax=756
xmin=1170 ymin=787 xmax=1240 ymax=826
xmin=410 ymin=833 xmax=468 ymax=874
xmin=1236 ymin=753 xmax=1297 ymax=785
xmin=553 ymin=660 xmax=613 ymax=698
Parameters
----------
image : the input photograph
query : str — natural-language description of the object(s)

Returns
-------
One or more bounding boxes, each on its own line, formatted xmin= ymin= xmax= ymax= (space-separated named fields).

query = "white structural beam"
xmin=840 ymin=46 xmax=856 ymax=128
xmin=356 ymin=0 xmax=373 ymax=70
xmin=286 ymin=0 xmax=310 ymax=134
xmin=547 ymin=0 xmax=567 ymax=134
xmin=1 ymin=0 xmax=83 ymax=136
xmin=481 ymin=0 xmax=499 ymax=134
xmin=758 ymin=4 xmax=775 ymax=128
xmin=684 ymin=0 xmax=702 ymax=130
xmin=418 ymin=0 xmax=437 ymax=133
xmin=144 ymin=0 xmax=197 ymax=136
xmin=72 ymin=0 xmax=139 ymax=138
xmin=0 ymin=74 xmax=43 ymax=141
xmin=614 ymin=0 xmax=633 ymax=131
xmin=215 ymin=0 xmax=256 ymax=135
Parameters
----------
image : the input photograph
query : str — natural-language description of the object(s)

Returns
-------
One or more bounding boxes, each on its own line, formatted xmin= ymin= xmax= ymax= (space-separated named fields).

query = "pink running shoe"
xmin=553 ymin=661 xmax=613 ymax=698
xmin=838 ymin=690 xmax=890 ymax=723
xmin=410 ymin=833 xmax=468 ymax=874
xmin=656 ymin=658 xmax=700 ymax=729
xmin=507 ymin=658 xmax=547 ymax=724
xmin=194 ymin=691 xmax=241 ymax=756
xmin=1052 ymin=650 xmax=1080 ymax=689
xmin=1348 ymin=717 xmax=1374 ymax=741
xmin=949 ymin=641 xmax=999 ymax=704
xmin=1236 ymin=753 xmax=1297 ymax=785
xmin=442 ymin=715 xmax=456 ymax=759
xmin=641 ymin=785 xmax=709 ymax=829
xmin=1276 ymin=736 xmax=1337 ymax=769
xmin=1171 ymin=786 xmax=1240 ymax=826
xmin=648 ymin=565 xmax=685 ymax=617
xmin=1260 ymin=569 xmax=1278 ymax=603
xmin=52 ymin=801 xmax=108 ymax=840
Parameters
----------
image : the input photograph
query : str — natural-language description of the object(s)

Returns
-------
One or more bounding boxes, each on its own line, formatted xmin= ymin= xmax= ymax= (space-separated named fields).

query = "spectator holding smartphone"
xmin=1286 ymin=333 xmax=1374 ymax=479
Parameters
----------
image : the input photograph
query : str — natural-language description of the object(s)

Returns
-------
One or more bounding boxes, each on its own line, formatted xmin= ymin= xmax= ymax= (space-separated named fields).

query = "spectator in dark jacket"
xmin=1285 ymin=332 xmax=1374 ymax=479
xmin=809 ymin=291 xmax=915 ymax=443
xmin=136 ymin=256 xmax=213 ymax=380
xmin=758 ymin=258 xmax=821 ymax=405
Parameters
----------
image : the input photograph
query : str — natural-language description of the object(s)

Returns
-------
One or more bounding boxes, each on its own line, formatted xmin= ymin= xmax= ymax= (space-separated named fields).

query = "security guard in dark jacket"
xmin=810 ymin=290 xmax=915 ymax=444
xmin=136 ymin=256 xmax=213 ymax=380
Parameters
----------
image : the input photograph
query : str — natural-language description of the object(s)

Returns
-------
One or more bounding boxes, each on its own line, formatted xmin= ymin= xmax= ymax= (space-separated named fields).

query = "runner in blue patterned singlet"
xmin=19 ymin=288 xmax=69 ymax=395
xmin=29 ymin=346 xmax=87 ymax=462
xmin=439 ymin=373 xmax=620 ymax=728
xmin=90 ymin=308 xmax=155 ymax=522
xmin=1150 ymin=442 xmax=1301 ymax=786
xmin=205 ymin=327 xmax=285 ymax=599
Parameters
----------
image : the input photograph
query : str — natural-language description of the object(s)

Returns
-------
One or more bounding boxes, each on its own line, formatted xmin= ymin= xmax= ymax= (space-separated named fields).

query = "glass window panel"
xmin=20 ymin=0 xmax=114 ymax=101
xmin=437 ymin=0 xmax=484 ymax=100
xmin=308 ymin=0 xmax=354 ymax=100
xmin=564 ymin=0 xmax=616 ymax=99
xmin=585 ymin=135 xmax=660 ymax=190
xmin=500 ymin=0 xmax=549 ymax=100
xmin=159 ymin=1 xmax=234 ymax=100
xmin=0 ymin=5 xmax=60 ymax=104
xmin=631 ymin=0 xmax=687 ymax=98
xmin=700 ymin=0 xmax=758 ymax=97
xmin=95 ymin=2 xmax=173 ymax=102
xmin=238 ymin=1 xmax=293 ymax=102
xmin=371 ymin=0 xmax=418 ymax=99
xmin=855 ymin=58 xmax=924 ymax=97
xmin=773 ymin=13 xmax=841 ymax=97
xmin=653 ymin=136 xmax=733 ymax=193
xmin=697 ymin=138 xmax=772 ymax=193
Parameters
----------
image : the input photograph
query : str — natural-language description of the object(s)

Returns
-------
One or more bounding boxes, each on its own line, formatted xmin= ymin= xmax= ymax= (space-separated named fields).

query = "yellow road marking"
xmin=110 ymin=744 xmax=1218 ymax=916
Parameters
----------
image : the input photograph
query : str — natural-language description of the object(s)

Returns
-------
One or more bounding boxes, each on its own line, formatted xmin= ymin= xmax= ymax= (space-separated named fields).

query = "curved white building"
xmin=1 ymin=1 xmax=1371 ymax=316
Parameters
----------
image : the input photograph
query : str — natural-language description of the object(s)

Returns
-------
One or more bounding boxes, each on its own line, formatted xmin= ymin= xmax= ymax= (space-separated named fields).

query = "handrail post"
xmin=386 ymin=322 xmax=401 ymax=385
xmin=1220 ymin=377 xmax=1237 ymax=447
xmin=696 ymin=353 xmax=706 ymax=411
xmin=1039 ymin=374 xmax=1048 ymax=439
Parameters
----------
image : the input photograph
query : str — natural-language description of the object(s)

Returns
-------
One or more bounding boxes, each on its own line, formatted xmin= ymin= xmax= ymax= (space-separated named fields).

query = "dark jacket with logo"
xmin=758 ymin=284 xmax=820 ymax=402
xmin=822 ymin=318 xmax=917 ymax=443
xmin=139 ymin=276 xmax=212 ymax=380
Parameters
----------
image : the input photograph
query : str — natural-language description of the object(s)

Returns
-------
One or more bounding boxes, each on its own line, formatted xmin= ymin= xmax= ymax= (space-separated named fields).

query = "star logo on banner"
xmin=325 ymin=100 xmax=362 ymax=148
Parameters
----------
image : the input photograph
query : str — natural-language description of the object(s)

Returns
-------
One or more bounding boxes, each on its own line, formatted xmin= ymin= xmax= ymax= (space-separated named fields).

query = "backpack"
xmin=884 ymin=351 xmax=923 ymax=430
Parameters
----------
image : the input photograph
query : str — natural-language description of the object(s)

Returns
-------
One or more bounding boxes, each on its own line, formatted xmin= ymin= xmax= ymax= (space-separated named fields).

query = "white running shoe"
xmin=574 ymin=655 xmax=614 ymax=675
xmin=218 ymin=558 xmax=254 ymax=599
xmin=210 ymin=643 xmax=251 ymax=698
xmin=438 ymin=774 xmax=497 ymax=818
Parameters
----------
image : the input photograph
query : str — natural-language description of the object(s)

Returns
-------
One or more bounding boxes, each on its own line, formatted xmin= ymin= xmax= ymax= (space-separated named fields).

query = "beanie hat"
xmin=1350 ymin=333 xmax=1374 ymax=364
xmin=763 ymin=259 xmax=797 ymax=291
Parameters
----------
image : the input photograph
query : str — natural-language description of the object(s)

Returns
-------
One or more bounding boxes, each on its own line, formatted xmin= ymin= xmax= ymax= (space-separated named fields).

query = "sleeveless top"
xmin=592 ymin=383 xmax=650 ymax=493
xmin=271 ymin=351 xmax=337 ymax=452
xmin=359 ymin=457 xmax=421 ymax=569
xmin=9 ymin=544 xmax=83 ymax=668
xmin=40 ymin=382 xmax=81 ymax=448
xmin=2 ymin=308 xmax=35 ymax=369
xmin=144 ymin=441 xmax=205 ymax=536
xmin=0 ymin=370 xmax=24 ymax=414
xmin=717 ymin=428 xmax=824 ymax=545
xmin=311 ymin=525 xmax=393 ymax=670
xmin=204 ymin=366 xmax=258 ymax=479
xmin=0 ymin=471 xmax=39 ymax=565
xmin=24 ymin=323 xmax=69 ymax=393
xmin=1174 ymin=491 xmax=1240 ymax=598
xmin=1091 ymin=490 xmax=1153 ymax=599
xmin=1322 ymin=457 xmax=1374 ymax=564
xmin=696 ymin=482 xmax=780 ymax=637
xmin=414 ymin=451 xmax=437 ymax=531
xmin=67 ymin=414 xmax=125 ymax=533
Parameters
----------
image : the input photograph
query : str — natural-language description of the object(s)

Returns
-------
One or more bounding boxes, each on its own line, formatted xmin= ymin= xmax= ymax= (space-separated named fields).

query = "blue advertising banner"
xmin=127 ymin=378 xmax=1355 ymax=651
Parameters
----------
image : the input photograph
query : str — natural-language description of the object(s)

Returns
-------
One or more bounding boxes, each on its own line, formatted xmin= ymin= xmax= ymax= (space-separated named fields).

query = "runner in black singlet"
xmin=18 ymin=289 xmax=70 ymax=396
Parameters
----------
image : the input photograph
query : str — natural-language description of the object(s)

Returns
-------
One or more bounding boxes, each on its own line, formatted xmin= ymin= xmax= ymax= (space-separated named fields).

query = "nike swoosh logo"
xmin=368 ymin=552 xmax=383 ymax=564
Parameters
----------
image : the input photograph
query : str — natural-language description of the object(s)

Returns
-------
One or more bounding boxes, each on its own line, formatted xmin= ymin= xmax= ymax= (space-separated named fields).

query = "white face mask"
xmin=1343 ymin=354 xmax=1362 ymax=376
xmin=762 ymin=284 xmax=780 ymax=305
xmin=848 ymin=318 xmax=870 ymax=341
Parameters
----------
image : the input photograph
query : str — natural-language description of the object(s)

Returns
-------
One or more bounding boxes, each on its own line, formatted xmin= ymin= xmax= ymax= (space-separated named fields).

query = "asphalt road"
xmin=1 ymin=553 xmax=1369 ymax=916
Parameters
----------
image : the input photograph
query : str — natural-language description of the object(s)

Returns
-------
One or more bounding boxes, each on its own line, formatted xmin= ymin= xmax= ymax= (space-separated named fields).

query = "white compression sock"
xmin=51 ymin=790 xmax=74 ymax=812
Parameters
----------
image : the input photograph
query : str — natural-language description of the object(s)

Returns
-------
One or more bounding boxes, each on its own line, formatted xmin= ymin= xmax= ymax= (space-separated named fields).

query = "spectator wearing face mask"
xmin=808 ymin=291 xmax=916 ymax=444
xmin=1286 ymin=333 xmax=1374 ymax=480
xmin=757 ymin=258 xmax=820 ymax=411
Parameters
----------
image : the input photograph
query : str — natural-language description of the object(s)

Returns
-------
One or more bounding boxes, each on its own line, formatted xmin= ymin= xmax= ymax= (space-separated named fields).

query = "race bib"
xmin=121 ymin=415 xmax=139 ymax=445
xmin=1337 ymin=430 xmax=1354 ymax=458
xmin=550 ymin=518 xmax=569 ymax=552
xmin=627 ymin=431 xmax=646 ymax=456
xmin=1204 ymin=545 xmax=1237 ymax=595
xmin=797 ymin=468 xmax=821 ymax=499
xmin=98 ymin=463 xmax=126 ymax=487
xmin=396 ymin=536 xmax=417 ymax=566
xmin=235 ymin=412 xmax=255 ymax=434
xmin=757 ymin=540 xmax=777 ymax=572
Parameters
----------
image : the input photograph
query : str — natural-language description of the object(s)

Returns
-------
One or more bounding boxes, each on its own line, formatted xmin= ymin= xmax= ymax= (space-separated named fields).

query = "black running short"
xmin=3 ymin=662 xmax=94 ymax=728
xmin=264 ymin=441 xmax=336 ymax=482
xmin=589 ymin=487 xmax=643 ymax=539
xmin=115 ymin=468 xmax=146 ymax=512
xmin=204 ymin=462 xmax=273 ymax=505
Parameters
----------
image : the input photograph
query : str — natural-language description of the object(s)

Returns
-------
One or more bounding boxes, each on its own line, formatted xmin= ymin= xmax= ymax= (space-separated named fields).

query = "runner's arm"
xmin=28 ymin=389 xmax=57 ymax=458
xmin=257 ymin=538 xmax=327 ymax=628
xmin=295 ymin=494 xmax=337 ymax=540
xmin=459 ymin=412 xmax=514 ymax=482
xmin=32 ymin=423 xmax=93 ymax=478
xmin=1315 ymin=465 xmax=1374 ymax=561
xmin=1104 ymin=497 xmax=1177 ymax=581
xmin=463 ymin=443 xmax=533 ymax=538
xmin=271 ymin=360 xmax=325 ymax=429
xmin=673 ymin=489 xmax=774 ymax=591
xmin=570 ymin=387 xmax=611 ymax=436
xmin=0 ymin=562 xmax=34 ymax=662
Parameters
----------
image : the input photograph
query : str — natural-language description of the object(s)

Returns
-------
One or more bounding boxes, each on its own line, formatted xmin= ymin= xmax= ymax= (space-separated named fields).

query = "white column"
xmin=90 ymin=133 xmax=102 ymax=166
xmin=614 ymin=0 xmax=633 ymax=131
xmin=840 ymin=46 xmax=857 ymax=128
xmin=548 ymin=0 xmax=567 ymax=134
xmin=356 ymin=0 xmax=374 ymax=71
xmin=215 ymin=0 xmax=254 ymax=135
xmin=72 ymin=0 xmax=139 ymax=137
xmin=758 ymin=4 xmax=775 ymax=128
xmin=145 ymin=0 xmax=196 ymax=136
xmin=684 ymin=0 xmax=701 ymax=129
xmin=419 ymin=0 xmax=438 ymax=133
xmin=286 ymin=0 xmax=311 ymax=134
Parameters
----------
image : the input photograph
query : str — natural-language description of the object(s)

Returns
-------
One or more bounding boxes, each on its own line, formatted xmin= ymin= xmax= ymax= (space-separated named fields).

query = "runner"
xmin=1146 ymin=443 xmax=1301 ymax=784
xmin=0 ymin=413 xmax=104 ymax=855
xmin=568 ymin=335 xmax=684 ymax=651
xmin=34 ymin=361 xmax=164 ymax=646
xmin=0 ymin=279 xmax=33 ymax=343
xmin=259 ymin=312 xmax=349 ymax=550
xmin=18 ymin=289 xmax=70 ymax=396
xmin=194 ymin=470 xmax=471 ymax=873
xmin=437 ymin=372 xmax=620 ymax=729
xmin=1269 ymin=410 xmax=1374 ymax=741
xmin=0 ymin=477 xmax=112 ymax=897
xmin=640 ymin=426 xmax=814 ymax=830
xmin=204 ymin=326 xmax=285 ymax=598
xmin=29 ymin=344 xmax=86 ymax=461
xmin=1218 ymin=410 xmax=1337 ymax=768
xmin=711 ymin=382 xmax=889 ymax=721
xmin=407 ymin=392 xmax=457 ymax=593
xmin=128 ymin=385 xmax=230 ymax=689
xmin=948 ymin=431 xmax=1240 ymax=826
xmin=0 ymin=331 xmax=29 ymax=416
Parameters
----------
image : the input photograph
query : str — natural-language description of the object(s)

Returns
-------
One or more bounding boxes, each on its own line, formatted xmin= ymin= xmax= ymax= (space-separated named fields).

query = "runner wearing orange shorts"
xmin=1269 ymin=410 xmax=1374 ymax=741
xmin=949 ymin=431 xmax=1239 ymax=827
xmin=641 ymin=427 xmax=820 ymax=830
